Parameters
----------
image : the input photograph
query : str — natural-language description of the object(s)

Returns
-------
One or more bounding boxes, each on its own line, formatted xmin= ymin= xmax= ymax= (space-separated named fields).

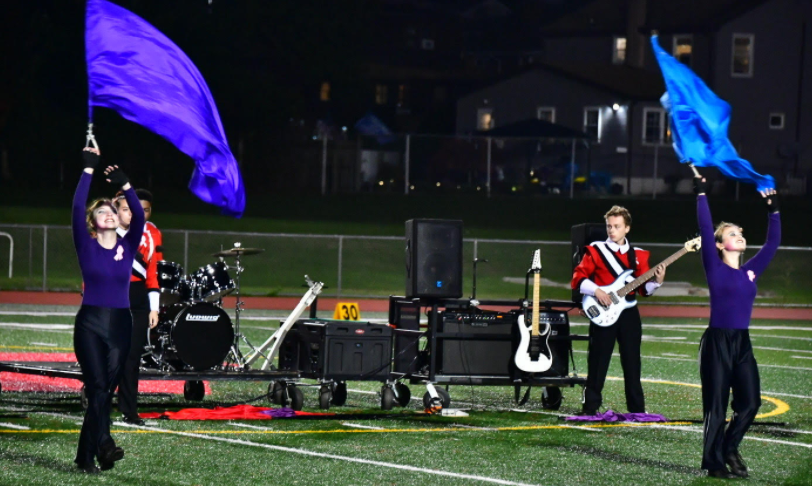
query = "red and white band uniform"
xmin=116 ymin=220 xmax=162 ymax=420
xmin=571 ymin=238 xmax=662 ymax=414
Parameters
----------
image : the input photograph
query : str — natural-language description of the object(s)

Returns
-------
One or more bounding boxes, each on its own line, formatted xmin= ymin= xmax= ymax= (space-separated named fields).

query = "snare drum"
xmin=149 ymin=302 xmax=234 ymax=370
xmin=157 ymin=261 xmax=184 ymax=306
xmin=195 ymin=261 xmax=235 ymax=302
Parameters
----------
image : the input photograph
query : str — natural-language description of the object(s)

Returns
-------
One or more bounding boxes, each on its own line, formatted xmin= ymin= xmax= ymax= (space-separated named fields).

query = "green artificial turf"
xmin=0 ymin=308 xmax=810 ymax=485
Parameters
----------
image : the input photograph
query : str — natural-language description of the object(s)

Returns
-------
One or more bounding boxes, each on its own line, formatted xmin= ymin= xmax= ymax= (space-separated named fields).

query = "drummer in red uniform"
xmin=114 ymin=189 xmax=163 ymax=425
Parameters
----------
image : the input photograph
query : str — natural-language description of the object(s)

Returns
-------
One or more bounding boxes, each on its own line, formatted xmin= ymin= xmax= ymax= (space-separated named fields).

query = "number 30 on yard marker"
xmin=333 ymin=303 xmax=360 ymax=321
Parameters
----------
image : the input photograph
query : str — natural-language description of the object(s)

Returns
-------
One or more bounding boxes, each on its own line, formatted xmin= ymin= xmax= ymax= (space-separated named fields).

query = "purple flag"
xmin=85 ymin=0 xmax=245 ymax=217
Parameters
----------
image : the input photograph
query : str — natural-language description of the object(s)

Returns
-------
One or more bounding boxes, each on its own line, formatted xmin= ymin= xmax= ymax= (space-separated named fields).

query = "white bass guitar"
xmin=582 ymin=237 xmax=701 ymax=327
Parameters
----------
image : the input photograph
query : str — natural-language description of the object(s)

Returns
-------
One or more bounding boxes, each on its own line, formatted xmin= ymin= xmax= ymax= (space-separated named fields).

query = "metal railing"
xmin=1 ymin=224 xmax=810 ymax=302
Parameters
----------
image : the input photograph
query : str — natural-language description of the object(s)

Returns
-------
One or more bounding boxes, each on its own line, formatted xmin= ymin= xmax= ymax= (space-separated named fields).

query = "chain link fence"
xmin=1 ymin=224 xmax=810 ymax=304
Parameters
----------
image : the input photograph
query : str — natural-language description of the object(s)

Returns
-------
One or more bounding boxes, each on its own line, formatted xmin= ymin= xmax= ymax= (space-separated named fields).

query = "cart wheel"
xmin=268 ymin=381 xmax=286 ymax=405
xmin=288 ymin=384 xmax=304 ymax=411
xmin=422 ymin=389 xmax=450 ymax=410
xmin=318 ymin=385 xmax=332 ymax=410
xmin=381 ymin=386 xmax=395 ymax=411
xmin=183 ymin=380 xmax=205 ymax=401
xmin=541 ymin=386 xmax=563 ymax=410
xmin=394 ymin=383 xmax=411 ymax=407
xmin=331 ymin=382 xmax=348 ymax=406
xmin=80 ymin=385 xmax=89 ymax=410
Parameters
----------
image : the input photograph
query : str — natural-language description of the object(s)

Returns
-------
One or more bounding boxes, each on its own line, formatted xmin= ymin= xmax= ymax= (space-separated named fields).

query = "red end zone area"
xmin=0 ymin=352 xmax=211 ymax=395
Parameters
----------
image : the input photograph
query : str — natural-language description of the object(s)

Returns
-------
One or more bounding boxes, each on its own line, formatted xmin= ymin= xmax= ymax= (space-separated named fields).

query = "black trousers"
xmin=118 ymin=281 xmax=150 ymax=419
xmin=583 ymin=305 xmax=645 ymax=413
xmin=73 ymin=305 xmax=132 ymax=466
xmin=699 ymin=327 xmax=761 ymax=471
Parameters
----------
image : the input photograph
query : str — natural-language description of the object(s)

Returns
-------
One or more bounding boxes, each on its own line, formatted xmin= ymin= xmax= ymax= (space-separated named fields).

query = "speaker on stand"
xmin=405 ymin=219 xmax=463 ymax=299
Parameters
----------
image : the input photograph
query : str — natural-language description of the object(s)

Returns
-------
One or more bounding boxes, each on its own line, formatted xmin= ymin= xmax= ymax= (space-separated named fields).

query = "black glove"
xmin=693 ymin=177 xmax=708 ymax=195
xmin=105 ymin=166 xmax=129 ymax=188
xmin=764 ymin=193 xmax=779 ymax=213
xmin=82 ymin=150 xmax=100 ymax=170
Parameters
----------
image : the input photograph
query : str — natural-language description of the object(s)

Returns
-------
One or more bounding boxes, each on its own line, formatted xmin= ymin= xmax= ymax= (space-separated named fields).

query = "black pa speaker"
xmin=570 ymin=223 xmax=607 ymax=301
xmin=405 ymin=219 xmax=463 ymax=299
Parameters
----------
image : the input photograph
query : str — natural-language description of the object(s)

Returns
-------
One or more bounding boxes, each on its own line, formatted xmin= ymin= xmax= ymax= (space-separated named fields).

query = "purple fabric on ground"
xmin=261 ymin=408 xmax=297 ymax=418
xmin=565 ymin=410 xmax=670 ymax=422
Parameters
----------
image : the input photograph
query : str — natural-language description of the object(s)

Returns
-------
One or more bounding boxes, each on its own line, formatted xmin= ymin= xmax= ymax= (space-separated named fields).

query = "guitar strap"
xmin=594 ymin=242 xmax=637 ymax=281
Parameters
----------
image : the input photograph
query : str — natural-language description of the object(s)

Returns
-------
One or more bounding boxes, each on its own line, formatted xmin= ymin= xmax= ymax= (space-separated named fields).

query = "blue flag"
xmin=85 ymin=0 xmax=246 ymax=217
xmin=650 ymin=35 xmax=774 ymax=191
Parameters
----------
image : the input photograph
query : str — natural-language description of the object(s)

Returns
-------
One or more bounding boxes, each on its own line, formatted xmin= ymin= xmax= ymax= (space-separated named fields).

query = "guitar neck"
xmin=617 ymin=247 xmax=688 ymax=297
xmin=531 ymin=273 xmax=540 ymax=335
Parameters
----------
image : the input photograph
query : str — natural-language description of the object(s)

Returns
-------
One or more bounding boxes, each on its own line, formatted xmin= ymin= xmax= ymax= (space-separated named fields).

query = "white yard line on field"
xmin=115 ymin=422 xmax=543 ymax=486
xmin=0 ymin=323 xmax=72 ymax=330
xmin=0 ymin=311 xmax=76 ymax=317
xmin=644 ymin=423 xmax=812 ymax=449
xmin=341 ymin=422 xmax=386 ymax=430
xmin=0 ymin=422 xmax=30 ymax=430
xmin=230 ymin=422 xmax=274 ymax=431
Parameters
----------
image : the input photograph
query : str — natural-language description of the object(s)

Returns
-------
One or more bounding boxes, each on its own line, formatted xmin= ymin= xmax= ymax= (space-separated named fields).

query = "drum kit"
xmin=148 ymin=243 xmax=265 ymax=371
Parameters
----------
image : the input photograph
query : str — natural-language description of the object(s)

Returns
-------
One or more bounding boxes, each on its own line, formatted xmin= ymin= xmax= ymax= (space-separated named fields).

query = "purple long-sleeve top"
xmin=72 ymin=171 xmax=145 ymax=309
xmin=697 ymin=195 xmax=781 ymax=329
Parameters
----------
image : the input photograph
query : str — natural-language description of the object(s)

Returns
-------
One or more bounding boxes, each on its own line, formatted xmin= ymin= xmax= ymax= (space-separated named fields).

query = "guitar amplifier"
xmin=277 ymin=319 xmax=392 ymax=381
xmin=437 ymin=311 xmax=571 ymax=377
xmin=438 ymin=312 xmax=517 ymax=376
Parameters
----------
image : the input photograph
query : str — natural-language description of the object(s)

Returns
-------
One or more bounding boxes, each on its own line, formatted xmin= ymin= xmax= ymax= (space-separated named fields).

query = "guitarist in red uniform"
xmin=571 ymin=205 xmax=665 ymax=416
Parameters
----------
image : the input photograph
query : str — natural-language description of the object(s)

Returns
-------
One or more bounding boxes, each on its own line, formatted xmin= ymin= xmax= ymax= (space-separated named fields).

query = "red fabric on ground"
xmin=0 ymin=352 xmax=210 ymax=395
xmin=139 ymin=404 xmax=330 ymax=420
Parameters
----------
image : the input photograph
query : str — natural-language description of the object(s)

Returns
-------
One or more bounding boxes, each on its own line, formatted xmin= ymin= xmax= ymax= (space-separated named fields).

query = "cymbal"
xmin=212 ymin=247 xmax=265 ymax=257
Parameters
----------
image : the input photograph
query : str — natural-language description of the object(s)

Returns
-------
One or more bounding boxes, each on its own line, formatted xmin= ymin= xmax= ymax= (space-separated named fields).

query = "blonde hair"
xmin=85 ymin=198 xmax=116 ymax=237
xmin=604 ymin=205 xmax=632 ymax=226
xmin=714 ymin=221 xmax=743 ymax=259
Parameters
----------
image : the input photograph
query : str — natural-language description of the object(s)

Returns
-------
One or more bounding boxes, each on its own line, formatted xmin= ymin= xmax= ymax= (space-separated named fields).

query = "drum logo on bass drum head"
xmin=185 ymin=314 xmax=220 ymax=322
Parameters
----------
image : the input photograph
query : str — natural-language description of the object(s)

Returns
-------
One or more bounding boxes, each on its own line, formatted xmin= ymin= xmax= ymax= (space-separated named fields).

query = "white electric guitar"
xmin=514 ymin=250 xmax=553 ymax=373
xmin=582 ymin=237 xmax=701 ymax=327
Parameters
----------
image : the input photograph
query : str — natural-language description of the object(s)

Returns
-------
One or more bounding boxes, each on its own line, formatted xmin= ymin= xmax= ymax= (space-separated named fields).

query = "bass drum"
xmin=149 ymin=302 xmax=234 ymax=370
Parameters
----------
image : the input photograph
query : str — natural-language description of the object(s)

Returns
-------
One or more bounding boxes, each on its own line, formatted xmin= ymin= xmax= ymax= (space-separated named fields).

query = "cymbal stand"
xmin=226 ymin=245 xmax=262 ymax=370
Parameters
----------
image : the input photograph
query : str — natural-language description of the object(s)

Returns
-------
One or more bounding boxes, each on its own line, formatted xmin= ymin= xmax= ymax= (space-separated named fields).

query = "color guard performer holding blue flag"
xmin=651 ymin=34 xmax=781 ymax=479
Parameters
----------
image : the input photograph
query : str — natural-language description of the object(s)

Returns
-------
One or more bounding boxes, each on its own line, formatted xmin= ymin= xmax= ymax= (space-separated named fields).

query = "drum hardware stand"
xmin=245 ymin=275 xmax=324 ymax=370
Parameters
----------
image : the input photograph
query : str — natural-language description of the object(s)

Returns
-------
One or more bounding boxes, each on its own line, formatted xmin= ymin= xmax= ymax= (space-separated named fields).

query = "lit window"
xmin=320 ymin=82 xmax=331 ymax=101
xmin=583 ymin=107 xmax=601 ymax=141
xmin=477 ymin=108 xmax=494 ymax=130
xmin=732 ymin=34 xmax=754 ymax=77
xmin=642 ymin=107 xmax=672 ymax=145
xmin=673 ymin=34 xmax=693 ymax=66
xmin=613 ymin=37 xmax=626 ymax=64
xmin=769 ymin=112 xmax=785 ymax=130
xmin=537 ymin=107 xmax=556 ymax=123
xmin=375 ymin=84 xmax=388 ymax=105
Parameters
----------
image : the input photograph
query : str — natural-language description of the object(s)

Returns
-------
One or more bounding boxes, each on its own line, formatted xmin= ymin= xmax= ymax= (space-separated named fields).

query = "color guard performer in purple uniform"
xmin=694 ymin=176 xmax=780 ymax=479
xmin=72 ymin=147 xmax=144 ymax=473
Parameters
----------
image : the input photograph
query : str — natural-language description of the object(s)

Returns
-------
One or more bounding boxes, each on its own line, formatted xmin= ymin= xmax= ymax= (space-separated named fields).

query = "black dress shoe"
xmin=76 ymin=463 xmax=100 ymax=474
xmin=581 ymin=408 xmax=598 ymax=416
xmin=707 ymin=468 xmax=739 ymax=479
xmin=725 ymin=451 xmax=748 ymax=478
xmin=98 ymin=443 xmax=124 ymax=467
xmin=123 ymin=415 xmax=146 ymax=426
